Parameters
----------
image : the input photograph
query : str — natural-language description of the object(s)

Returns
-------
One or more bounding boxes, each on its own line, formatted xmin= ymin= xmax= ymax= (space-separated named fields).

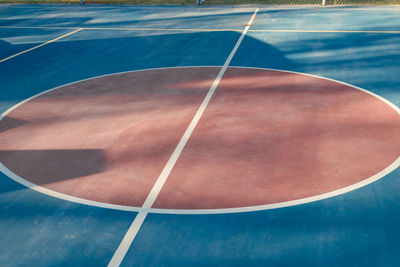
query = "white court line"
xmin=1 ymin=66 xmax=399 ymax=216
xmin=0 ymin=162 xmax=141 ymax=212
xmin=0 ymin=66 xmax=220 ymax=215
xmin=0 ymin=28 xmax=82 ymax=63
xmin=1 ymin=25 xmax=400 ymax=34
xmin=150 ymin=156 xmax=400 ymax=214
xmin=147 ymin=65 xmax=400 ymax=214
xmin=0 ymin=66 xmax=218 ymax=214
xmin=107 ymin=8 xmax=259 ymax=267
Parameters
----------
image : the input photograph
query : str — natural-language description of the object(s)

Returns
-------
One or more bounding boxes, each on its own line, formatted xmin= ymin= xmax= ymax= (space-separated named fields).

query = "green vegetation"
xmin=206 ymin=0 xmax=398 ymax=4
xmin=0 ymin=0 xmax=398 ymax=4
xmin=0 ymin=0 xmax=196 ymax=4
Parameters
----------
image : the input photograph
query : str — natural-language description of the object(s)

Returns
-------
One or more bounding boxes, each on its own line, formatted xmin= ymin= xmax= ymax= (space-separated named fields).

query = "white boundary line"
xmin=0 ymin=66 xmax=218 ymax=213
xmin=0 ymin=66 xmax=399 ymax=215
xmin=1 ymin=25 xmax=400 ymax=34
xmin=0 ymin=28 xmax=82 ymax=63
xmin=107 ymin=8 xmax=259 ymax=267
xmin=149 ymin=65 xmax=400 ymax=214
xmin=0 ymin=162 xmax=140 ymax=212
xmin=151 ymin=157 xmax=400 ymax=214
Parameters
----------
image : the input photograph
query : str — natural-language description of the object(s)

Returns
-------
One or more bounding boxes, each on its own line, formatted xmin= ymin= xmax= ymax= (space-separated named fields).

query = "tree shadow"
xmin=0 ymin=149 xmax=105 ymax=188
xmin=0 ymin=5 xmax=400 ymax=266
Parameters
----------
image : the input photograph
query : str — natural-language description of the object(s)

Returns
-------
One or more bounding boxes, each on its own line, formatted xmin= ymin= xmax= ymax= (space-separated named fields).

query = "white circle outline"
xmin=0 ymin=66 xmax=399 ymax=215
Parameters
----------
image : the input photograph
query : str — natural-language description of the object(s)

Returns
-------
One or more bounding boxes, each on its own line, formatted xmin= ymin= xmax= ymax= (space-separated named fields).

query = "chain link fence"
xmin=327 ymin=0 xmax=399 ymax=4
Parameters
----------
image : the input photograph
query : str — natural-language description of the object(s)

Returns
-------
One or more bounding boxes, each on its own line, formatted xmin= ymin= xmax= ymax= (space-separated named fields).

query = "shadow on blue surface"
xmin=0 ymin=28 xmax=296 ymax=106
xmin=0 ymin=30 xmax=291 ymax=197
xmin=0 ymin=4 xmax=400 ymax=266
xmin=0 ymin=4 xmax=257 ymax=30
xmin=233 ymin=31 xmax=400 ymax=106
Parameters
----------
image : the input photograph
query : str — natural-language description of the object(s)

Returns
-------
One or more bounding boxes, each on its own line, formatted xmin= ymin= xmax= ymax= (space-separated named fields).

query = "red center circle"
xmin=0 ymin=67 xmax=399 ymax=210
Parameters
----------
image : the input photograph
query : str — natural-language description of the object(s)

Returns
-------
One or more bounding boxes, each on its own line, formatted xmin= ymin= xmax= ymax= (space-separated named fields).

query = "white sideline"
xmin=107 ymin=8 xmax=259 ymax=267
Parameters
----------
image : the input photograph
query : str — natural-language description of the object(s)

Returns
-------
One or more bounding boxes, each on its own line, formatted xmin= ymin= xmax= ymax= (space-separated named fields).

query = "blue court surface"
xmin=1 ymin=4 xmax=400 ymax=266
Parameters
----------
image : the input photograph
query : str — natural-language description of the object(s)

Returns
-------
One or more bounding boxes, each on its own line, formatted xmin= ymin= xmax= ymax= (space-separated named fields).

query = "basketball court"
xmin=1 ymin=4 xmax=400 ymax=266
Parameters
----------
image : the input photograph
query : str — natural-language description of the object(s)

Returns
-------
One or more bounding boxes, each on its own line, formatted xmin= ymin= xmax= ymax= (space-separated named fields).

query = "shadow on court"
xmin=0 ymin=5 xmax=400 ymax=266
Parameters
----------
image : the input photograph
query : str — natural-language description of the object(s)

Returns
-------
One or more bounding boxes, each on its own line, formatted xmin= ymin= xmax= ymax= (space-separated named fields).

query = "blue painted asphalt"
xmin=124 ymin=168 xmax=400 ymax=266
xmin=0 ymin=173 xmax=136 ymax=266
xmin=1 ymin=4 xmax=399 ymax=266
xmin=0 ymin=4 xmax=253 ymax=30
xmin=250 ymin=7 xmax=400 ymax=32
xmin=233 ymin=31 xmax=400 ymax=106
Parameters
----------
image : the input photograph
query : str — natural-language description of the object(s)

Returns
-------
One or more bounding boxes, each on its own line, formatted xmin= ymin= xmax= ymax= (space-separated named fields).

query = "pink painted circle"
xmin=0 ymin=67 xmax=400 ymax=210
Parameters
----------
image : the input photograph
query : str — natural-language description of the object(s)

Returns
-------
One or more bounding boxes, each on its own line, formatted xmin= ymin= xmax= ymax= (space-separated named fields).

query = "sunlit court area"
xmin=1 ymin=1 xmax=400 ymax=266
